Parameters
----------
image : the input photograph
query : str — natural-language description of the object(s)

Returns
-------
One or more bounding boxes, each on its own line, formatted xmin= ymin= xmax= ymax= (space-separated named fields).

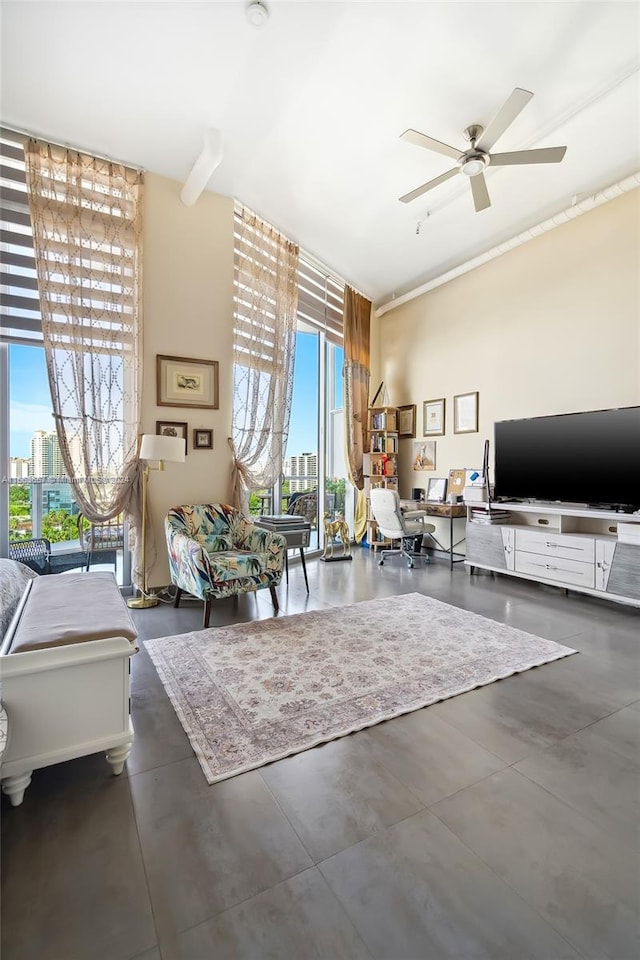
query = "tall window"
xmin=1 ymin=130 xmax=133 ymax=582
xmin=231 ymin=206 xmax=357 ymax=550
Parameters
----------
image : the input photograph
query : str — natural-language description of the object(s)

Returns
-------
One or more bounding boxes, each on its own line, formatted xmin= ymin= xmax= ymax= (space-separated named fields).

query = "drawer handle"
xmin=544 ymin=541 xmax=584 ymax=553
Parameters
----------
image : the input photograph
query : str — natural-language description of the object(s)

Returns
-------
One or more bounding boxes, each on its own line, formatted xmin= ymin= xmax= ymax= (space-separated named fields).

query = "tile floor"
xmin=2 ymin=550 xmax=639 ymax=960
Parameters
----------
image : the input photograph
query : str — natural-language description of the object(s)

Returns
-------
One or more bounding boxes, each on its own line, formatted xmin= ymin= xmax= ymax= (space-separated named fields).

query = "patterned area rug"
xmin=145 ymin=593 xmax=577 ymax=784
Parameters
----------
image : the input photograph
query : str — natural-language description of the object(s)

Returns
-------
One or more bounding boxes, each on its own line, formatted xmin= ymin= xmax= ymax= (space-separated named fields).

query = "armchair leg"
xmin=269 ymin=585 xmax=279 ymax=611
xmin=203 ymin=599 xmax=212 ymax=628
xmin=174 ymin=587 xmax=183 ymax=608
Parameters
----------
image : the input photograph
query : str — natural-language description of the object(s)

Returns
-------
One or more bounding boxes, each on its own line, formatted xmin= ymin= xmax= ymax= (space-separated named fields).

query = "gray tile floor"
xmin=2 ymin=550 xmax=639 ymax=960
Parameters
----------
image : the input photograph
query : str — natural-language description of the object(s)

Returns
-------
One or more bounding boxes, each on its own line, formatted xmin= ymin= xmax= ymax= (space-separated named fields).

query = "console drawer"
xmin=515 ymin=551 xmax=594 ymax=588
xmin=515 ymin=529 xmax=595 ymax=563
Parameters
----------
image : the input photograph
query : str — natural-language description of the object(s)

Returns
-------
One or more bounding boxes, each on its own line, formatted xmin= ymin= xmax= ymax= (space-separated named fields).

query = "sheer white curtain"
xmin=231 ymin=207 xmax=299 ymax=513
xmin=24 ymin=139 xmax=144 ymax=573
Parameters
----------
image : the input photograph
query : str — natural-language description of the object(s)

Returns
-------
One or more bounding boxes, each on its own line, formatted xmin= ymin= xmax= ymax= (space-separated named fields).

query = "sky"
xmin=9 ymin=344 xmax=55 ymax=457
xmin=9 ymin=337 xmax=344 ymax=461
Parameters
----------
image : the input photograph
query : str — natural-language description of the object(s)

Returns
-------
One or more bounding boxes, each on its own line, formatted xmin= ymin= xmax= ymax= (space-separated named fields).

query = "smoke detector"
xmin=247 ymin=1 xmax=269 ymax=26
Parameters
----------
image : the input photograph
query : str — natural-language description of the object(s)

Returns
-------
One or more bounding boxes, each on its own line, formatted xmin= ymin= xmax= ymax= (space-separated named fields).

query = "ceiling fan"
xmin=399 ymin=88 xmax=567 ymax=212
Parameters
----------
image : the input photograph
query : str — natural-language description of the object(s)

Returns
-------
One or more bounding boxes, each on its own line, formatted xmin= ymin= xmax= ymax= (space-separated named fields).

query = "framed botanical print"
xmin=398 ymin=404 xmax=417 ymax=438
xmin=423 ymin=398 xmax=445 ymax=436
xmin=157 ymin=355 xmax=219 ymax=409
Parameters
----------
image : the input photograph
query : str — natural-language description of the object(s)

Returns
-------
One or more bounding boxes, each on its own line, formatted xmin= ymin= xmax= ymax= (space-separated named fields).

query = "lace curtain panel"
xmin=24 ymin=139 xmax=144 ymax=573
xmin=231 ymin=207 xmax=299 ymax=513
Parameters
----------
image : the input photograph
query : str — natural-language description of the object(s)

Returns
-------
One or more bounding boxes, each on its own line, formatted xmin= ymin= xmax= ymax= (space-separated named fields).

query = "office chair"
xmin=369 ymin=488 xmax=435 ymax=568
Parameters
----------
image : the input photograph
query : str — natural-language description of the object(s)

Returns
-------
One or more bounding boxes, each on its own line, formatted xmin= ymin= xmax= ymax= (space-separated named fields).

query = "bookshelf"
xmin=364 ymin=405 xmax=399 ymax=548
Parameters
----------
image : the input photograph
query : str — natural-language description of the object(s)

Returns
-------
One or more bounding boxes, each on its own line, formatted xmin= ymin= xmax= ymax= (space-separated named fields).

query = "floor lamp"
xmin=127 ymin=433 xmax=186 ymax=609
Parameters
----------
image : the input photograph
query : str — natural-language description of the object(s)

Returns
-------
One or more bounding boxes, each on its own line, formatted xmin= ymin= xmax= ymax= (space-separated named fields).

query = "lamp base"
xmin=127 ymin=594 xmax=159 ymax=609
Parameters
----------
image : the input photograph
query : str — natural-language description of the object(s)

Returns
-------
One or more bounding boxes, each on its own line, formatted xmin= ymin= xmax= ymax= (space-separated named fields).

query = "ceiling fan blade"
xmin=399 ymin=167 xmax=459 ymax=204
xmin=490 ymin=146 xmax=567 ymax=166
xmin=400 ymin=129 xmax=462 ymax=160
xmin=476 ymin=88 xmax=533 ymax=152
xmin=470 ymin=172 xmax=491 ymax=212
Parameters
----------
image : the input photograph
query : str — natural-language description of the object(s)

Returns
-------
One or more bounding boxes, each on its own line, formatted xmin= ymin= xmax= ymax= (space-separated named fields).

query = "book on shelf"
xmin=469 ymin=507 xmax=511 ymax=525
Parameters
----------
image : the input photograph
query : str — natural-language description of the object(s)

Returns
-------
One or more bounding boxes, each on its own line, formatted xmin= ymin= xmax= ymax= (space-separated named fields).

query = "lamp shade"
xmin=139 ymin=433 xmax=186 ymax=463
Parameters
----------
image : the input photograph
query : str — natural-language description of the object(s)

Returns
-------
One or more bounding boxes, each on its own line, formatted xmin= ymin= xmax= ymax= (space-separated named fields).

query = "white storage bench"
xmin=0 ymin=570 xmax=138 ymax=807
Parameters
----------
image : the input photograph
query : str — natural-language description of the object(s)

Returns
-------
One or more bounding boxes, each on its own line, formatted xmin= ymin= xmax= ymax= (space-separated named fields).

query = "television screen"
xmin=494 ymin=407 xmax=640 ymax=509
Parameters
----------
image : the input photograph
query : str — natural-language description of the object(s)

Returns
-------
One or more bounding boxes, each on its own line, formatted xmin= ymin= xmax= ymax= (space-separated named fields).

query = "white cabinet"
xmin=466 ymin=503 xmax=640 ymax=608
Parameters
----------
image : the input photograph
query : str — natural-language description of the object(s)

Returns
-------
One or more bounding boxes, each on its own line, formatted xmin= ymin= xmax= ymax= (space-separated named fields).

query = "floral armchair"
xmin=165 ymin=504 xmax=286 ymax=627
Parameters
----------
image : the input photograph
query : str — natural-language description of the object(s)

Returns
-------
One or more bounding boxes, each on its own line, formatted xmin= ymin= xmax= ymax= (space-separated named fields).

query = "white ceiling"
xmin=2 ymin=1 xmax=639 ymax=302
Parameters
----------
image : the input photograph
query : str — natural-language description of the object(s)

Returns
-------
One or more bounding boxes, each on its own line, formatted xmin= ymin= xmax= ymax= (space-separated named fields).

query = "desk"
xmin=401 ymin=501 xmax=466 ymax=570
xmin=254 ymin=517 xmax=311 ymax=593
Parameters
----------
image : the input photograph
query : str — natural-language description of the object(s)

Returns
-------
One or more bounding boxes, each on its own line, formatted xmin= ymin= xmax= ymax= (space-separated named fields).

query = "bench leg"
xmin=174 ymin=587 xmax=183 ymax=608
xmin=2 ymin=771 xmax=33 ymax=807
xmin=106 ymin=743 xmax=131 ymax=776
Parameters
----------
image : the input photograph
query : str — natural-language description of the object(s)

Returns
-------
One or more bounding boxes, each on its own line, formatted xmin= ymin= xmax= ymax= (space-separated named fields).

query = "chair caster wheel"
xmin=378 ymin=559 xmax=384 ymax=566
xmin=408 ymin=562 xmax=414 ymax=569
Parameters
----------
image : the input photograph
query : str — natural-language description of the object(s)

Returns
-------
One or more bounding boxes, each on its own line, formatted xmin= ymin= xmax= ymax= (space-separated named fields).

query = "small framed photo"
xmin=427 ymin=477 xmax=448 ymax=502
xmin=157 ymin=355 xmax=219 ymax=409
xmin=412 ymin=441 xmax=436 ymax=471
xmin=423 ymin=398 xmax=445 ymax=436
xmin=193 ymin=428 xmax=213 ymax=450
xmin=398 ymin=404 xmax=416 ymax=438
xmin=156 ymin=420 xmax=188 ymax=453
xmin=453 ymin=391 xmax=479 ymax=434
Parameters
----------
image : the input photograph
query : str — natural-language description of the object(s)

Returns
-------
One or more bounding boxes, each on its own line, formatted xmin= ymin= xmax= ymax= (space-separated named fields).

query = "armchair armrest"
xmin=165 ymin=524 xmax=213 ymax=600
xmin=236 ymin=518 xmax=286 ymax=556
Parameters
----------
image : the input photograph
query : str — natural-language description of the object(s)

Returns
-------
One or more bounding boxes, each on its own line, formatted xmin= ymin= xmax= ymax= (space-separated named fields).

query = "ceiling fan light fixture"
xmin=246 ymin=1 xmax=269 ymax=26
xmin=460 ymin=155 xmax=488 ymax=177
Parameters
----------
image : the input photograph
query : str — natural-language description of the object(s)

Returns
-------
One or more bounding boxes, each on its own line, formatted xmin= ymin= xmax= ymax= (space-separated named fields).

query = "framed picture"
xmin=423 ymin=398 xmax=445 ymax=436
xmin=398 ymin=404 xmax=416 ymax=438
xmin=156 ymin=420 xmax=188 ymax=453
xmin=157 ymin=355 xmax=219 ymax=409
xmin=453 ymin=391 xmax=479 ymax=434
xmin=193 ymin=428 xmax=213 ymax=450
xmin=427 ymin=477 xmax=448 ymax=502
xmin=412 ymin=441 xmax=436 ymax=471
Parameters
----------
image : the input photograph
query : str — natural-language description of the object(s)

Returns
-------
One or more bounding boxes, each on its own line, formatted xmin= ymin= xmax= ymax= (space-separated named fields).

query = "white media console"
xmin=466 ymin=502 xmax=640 ymax=608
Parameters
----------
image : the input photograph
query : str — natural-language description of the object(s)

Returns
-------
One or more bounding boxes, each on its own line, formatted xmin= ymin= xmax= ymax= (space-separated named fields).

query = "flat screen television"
xmin=493 ymin=406 xmax=640 ymax=510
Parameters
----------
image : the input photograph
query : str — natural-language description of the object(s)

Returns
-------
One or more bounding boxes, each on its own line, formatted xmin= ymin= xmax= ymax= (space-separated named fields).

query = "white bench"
xmin=0 ymin=571 xmax=138 ymax=807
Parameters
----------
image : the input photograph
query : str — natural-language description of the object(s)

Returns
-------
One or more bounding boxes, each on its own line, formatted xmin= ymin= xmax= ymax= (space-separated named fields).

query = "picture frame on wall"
xmin=412 ymin=441 xmax=436 ymax=471
xmin=157 ymin=355 xmax=219 ymax=409
xmin=156 ymin=420 xmax=188 ymax=454
xmin=398 ymin=404 xmax=417 ymax=438
xmin=453 ymin=391 xmax=479 ymax=434
xmin=193 ymin=428 xmax=213 ymax=450
xmin=423 ymin=398 xmax=445 ymax=436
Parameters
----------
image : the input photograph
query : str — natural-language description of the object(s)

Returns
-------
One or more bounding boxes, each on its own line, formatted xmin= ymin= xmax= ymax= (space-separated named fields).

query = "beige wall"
xmin=372 ymin=188 xmax=640 ymax=532
xmin=142 ymin=174 xmax=235 ymax=586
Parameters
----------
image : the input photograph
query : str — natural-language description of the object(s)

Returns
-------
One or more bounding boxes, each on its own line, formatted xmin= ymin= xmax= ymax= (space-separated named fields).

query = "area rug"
xmin=145 ymin=593 xmax=577 ymax=784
